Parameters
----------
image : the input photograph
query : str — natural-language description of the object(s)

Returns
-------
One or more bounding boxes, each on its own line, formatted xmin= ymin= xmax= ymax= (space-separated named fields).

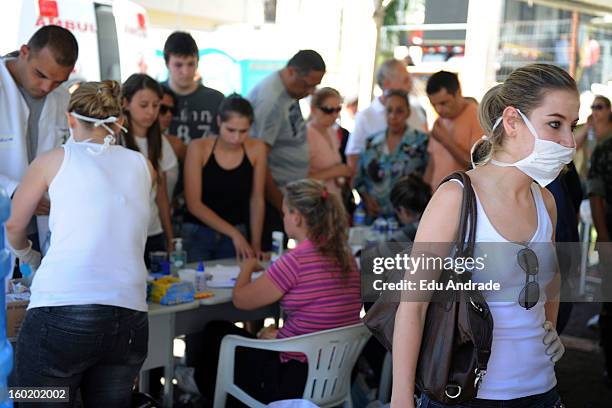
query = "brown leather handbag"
xmin=363 ymin=172 xmax=494 ymax=404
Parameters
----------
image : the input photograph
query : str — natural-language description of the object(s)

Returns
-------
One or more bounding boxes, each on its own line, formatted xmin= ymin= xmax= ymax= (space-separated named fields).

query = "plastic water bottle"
xmin=170 ymin=238 xmax=187 ymax=276
xmin=353 ymin=203 xmax=366 ymax=227
xmin=387 ymin=216 xmax=399 ymax=240
xmin=373 ymin=216 xmax=388 ymax=242
xmin=365 ymin=227 xmax=379 ymax=246
xmin=271 ymin=231 xmax=284 ymax=262
xmin=378 ymin=217 xmax=389 ymax=241
xmin=0 ymin=187 xmax=14 ymax=408
xmin=195 ymin=261 xmax=207 ymax=293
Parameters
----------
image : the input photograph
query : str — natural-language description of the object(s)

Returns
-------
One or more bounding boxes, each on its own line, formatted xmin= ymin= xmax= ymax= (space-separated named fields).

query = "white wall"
xmin=462 ymin=0 xmax=504 ymax=99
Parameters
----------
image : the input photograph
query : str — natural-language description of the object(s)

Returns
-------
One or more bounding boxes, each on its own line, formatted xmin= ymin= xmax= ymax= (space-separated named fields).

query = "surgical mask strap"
xmin=70 ymin=111 xmax=127 ymax=132
xmin=516 ymin=108 xmax=576 ymax=148
xmin=489 ymin=110 xmax=543 ymax=167
xmin=70 ymin=112 xmax=127 ymax=155
xmin=491 ymin=110 xmax=534 ymax=137
xmin=515 ymin=109 xmax=539 ymax=140
xmin=492 ymin=116 xmax=503 ymax=132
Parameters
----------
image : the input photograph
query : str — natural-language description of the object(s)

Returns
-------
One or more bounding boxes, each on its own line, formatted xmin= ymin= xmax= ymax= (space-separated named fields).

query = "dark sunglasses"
xmin=319 ymin=105 xmax=342 ymax=114
xmin=517 ymin=247 xmax=540 ymax=310
xmin=160 ymin=104 xmax=175 ymax=115
xmin=591 ymin=104 xmax=606 ymax=111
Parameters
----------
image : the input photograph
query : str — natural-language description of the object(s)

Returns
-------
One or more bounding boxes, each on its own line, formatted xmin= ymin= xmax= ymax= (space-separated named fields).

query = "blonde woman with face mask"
xmin=392 ymin=64 xmax=577 ymax=408
xmin=7 ymin=81 xmax=155 ymax=406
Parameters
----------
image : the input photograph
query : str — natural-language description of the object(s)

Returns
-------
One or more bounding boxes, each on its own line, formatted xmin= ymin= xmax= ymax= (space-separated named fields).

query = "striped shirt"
xmin=266 ymin=239 xmax=362 ymax=363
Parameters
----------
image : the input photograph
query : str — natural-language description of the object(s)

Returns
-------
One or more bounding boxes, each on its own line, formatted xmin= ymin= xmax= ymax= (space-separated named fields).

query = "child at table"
xmin=193 ymin=179 xmax=362 ymax=406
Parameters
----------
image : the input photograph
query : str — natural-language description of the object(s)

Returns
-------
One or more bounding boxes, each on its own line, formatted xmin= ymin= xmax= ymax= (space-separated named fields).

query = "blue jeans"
xmin=16 ymin=305 xmax=148 ymax=408
xmin=183 ymin=222 xmax=247 ymax=262
xmin=418 ymin=387 xmax=564 ymax=408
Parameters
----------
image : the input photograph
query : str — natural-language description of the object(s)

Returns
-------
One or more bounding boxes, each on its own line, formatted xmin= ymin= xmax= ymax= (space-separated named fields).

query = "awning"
xmin=519 ymin=0 xmax=612 ymax=16
xmin=133 ymin=0 xmax=265 ymax=29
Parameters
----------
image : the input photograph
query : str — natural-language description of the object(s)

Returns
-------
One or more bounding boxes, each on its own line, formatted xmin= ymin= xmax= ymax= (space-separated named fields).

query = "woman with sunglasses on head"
xmin=183 ymin=94 xmax=266 ymax=261
xmin=306 ymin=87 xmax=352 ymax=197
xmin=391 ymin=64 xmax=576 ymax=408
xmin=355 ymin=89 xmax=429 ymax=220
xmin=122 ymin=74 xmax=178 ymax=260
xmin=7 ymin=81 xmax=154 ymax=406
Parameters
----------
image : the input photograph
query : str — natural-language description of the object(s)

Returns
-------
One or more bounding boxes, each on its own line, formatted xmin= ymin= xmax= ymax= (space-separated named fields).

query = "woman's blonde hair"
xmin=473 ymin=63 xmax=578 ymax=165
xmin=284 ymin=179 xmax=353 ymax=278
xmin=68 ymin=80 xmax=122 ymax=124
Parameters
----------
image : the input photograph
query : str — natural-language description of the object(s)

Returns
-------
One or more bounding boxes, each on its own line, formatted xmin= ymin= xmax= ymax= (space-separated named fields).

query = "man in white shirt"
xmin=345 ymin=59 xmax=427 ymax=171
xmin=0 ymin=25 xmax=77 ymax=255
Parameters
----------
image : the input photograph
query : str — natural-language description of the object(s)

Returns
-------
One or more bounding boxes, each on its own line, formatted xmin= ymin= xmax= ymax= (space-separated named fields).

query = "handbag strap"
xmin=440 ymin=172 xmax=491 ymax=378
xmin=439 ymin=172 xmax=477 ymax=258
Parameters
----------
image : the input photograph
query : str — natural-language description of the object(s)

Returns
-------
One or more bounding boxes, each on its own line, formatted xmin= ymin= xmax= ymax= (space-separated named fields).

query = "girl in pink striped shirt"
xmin=195 ymin=179 xmax=361 ymax=406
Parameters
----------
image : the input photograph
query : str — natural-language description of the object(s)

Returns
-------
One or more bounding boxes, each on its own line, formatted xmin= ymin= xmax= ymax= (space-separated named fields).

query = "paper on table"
xmin=206 ymin=264 xmax=263 ymax=288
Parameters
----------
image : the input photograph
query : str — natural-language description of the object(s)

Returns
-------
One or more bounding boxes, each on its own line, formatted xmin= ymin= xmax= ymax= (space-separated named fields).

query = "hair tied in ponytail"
xmin=470 ymin=135 xmax=493 ymax=168
xmin=472 ymin=115 xmax=502 ymax=167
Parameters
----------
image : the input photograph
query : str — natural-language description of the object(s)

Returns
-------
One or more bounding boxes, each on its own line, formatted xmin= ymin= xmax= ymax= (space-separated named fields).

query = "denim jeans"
xmin=183 ymin=222 xmax=247 ymax=262
xmin=418 ymin=387 xmax=564 ymax=408
xmin=16 ymin=305 xmax=148 ymax=408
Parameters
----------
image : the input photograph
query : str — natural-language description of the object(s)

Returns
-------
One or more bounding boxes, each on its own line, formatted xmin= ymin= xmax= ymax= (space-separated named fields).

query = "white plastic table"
xmin=140 ymin=262 xmax=279 ymax=407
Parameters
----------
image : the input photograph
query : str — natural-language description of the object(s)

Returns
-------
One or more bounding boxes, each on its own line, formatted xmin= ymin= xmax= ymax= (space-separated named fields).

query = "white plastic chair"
xmin=213 ymin=323 xmax=371 ymax=408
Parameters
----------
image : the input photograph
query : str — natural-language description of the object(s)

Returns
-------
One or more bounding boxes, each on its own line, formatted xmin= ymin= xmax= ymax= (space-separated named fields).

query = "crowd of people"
xmin=3 ymin=23 xmax=612 ymax=408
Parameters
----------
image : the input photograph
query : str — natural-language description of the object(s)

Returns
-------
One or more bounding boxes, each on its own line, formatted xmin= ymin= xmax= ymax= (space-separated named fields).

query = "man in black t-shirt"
xmin=162 ymin=33 xmax=225 ymax=392
xmin=162 ymin=31 xmax=224 ymax=143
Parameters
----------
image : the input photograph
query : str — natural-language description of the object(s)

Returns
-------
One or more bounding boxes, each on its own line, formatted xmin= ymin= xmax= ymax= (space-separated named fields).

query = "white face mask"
xmin=489 ymin=109 xmax=575 ymax=187
xmin=68 ymin=112 xmax=126 ymax=155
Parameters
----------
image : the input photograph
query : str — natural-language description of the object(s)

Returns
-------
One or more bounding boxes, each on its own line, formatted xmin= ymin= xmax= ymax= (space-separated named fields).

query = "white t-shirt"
xmin=29 ymin=142 xmax=151 ymax=311
xmin=163 ymin=136 xmax=180 ymax=200
xmin=344 ymin=96 xmax=427 ymax=156
xmin=134 ymin=135 xmax=178 ymax=236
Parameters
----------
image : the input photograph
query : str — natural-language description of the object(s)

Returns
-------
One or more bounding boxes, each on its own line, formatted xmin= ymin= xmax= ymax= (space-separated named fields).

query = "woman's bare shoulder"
xmin=35 ymin=147 xmax=65 ymax=168
xmin=414 ymin=179 xmax=463 ymax=243
xmin=244 ymin=138 xmax=267 ymax=158
xmin=245 ymin=137 xmax=265 ymax=149
xmin=187 ymin=137 xmax=214 ymax=156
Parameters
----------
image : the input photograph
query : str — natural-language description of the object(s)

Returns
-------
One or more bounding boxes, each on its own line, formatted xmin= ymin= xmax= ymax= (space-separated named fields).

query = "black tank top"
xmin=185 ymin=138 xmax=253 ymax=226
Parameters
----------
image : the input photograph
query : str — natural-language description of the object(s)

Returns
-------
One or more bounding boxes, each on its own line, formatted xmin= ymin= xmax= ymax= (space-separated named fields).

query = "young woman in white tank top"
xmin=121 ymin=73 xmax=177 ymax=264
xmin=7 ymin=81 xmax=156 ymax=406
xmin=391 ymin=64 xmax=579 ymax=408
